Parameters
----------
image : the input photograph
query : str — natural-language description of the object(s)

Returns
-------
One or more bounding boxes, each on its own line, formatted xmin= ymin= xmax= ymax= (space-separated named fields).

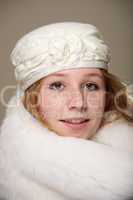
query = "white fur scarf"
xmin=0 ymin=95 xmax=133 ymax=200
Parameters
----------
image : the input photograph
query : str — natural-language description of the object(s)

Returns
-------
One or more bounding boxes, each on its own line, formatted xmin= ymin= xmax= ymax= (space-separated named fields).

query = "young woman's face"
xmin=38 ymin=68 xmax=106 ymax=139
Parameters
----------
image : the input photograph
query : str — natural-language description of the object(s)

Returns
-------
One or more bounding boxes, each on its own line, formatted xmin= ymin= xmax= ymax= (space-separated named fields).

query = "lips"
xmin=60 ymin=119 xmax=89 ymax=124
xmin=59 ymin=118 xmax=90 ymax=129
xmin=60 ymin=118 xmax=89 ymax=131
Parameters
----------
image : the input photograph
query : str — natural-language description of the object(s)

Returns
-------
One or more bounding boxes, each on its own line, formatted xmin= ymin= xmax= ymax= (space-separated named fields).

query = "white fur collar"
xmin=0 ymin=95 xmax=133 ymax=200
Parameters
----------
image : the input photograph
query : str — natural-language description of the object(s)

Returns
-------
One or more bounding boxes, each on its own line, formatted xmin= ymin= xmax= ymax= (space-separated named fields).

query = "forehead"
xmin=45 ymin=68 xmax=104 ymax=79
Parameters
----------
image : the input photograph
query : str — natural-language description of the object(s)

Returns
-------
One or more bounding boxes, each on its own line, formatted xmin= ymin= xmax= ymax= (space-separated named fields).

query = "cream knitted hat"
xmin=10 ymin=22 xmax=111 ymax=91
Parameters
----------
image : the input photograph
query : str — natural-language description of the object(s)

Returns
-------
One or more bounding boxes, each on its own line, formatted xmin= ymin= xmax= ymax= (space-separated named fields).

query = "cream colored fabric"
xmin=10 ymin=22 xmax=111 ymax=91
xmin=0 ymin=95 xmax=133 ymax=200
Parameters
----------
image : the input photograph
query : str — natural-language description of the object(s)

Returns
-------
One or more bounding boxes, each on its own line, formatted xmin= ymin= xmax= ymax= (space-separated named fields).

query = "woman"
xmin=0 ymin=22 xmax=133 ymax=200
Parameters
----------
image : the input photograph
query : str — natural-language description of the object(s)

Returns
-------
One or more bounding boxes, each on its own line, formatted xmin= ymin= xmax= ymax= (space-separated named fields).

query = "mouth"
xmin=59 ymin=118 xmax=90 ymax=129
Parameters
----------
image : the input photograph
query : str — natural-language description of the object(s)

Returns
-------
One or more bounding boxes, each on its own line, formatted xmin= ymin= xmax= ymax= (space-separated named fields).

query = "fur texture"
xmin=0 ymin=95 xmax=133 ymax=200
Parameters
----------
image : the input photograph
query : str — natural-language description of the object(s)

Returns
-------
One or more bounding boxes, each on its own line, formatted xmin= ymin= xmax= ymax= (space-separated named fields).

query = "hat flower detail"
xmin=10 ymin=22 xmax=111 ymax=90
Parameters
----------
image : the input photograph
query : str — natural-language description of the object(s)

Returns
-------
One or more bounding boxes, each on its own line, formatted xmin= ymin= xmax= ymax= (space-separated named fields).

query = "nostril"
xmin=67 ymin=96 xmax=87 ymax=110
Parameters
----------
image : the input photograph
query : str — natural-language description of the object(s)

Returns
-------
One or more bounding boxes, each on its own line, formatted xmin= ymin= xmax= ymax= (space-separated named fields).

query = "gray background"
xmin=0 ymin=0 xmax=133 ymax=124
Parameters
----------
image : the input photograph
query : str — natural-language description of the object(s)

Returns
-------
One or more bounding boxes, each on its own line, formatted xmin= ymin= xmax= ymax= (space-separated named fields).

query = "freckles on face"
xmin=86 ymin=91 xmax=106 ymax=118
xmin=38 ymin=68 xmax=106 ymax=139
xmin=38 ymin=86 xmax=67 ymax=119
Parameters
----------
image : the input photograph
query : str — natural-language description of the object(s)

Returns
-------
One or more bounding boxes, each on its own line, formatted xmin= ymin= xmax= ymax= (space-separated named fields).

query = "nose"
xmin=67 ymin=89 xmax=87 ymax=111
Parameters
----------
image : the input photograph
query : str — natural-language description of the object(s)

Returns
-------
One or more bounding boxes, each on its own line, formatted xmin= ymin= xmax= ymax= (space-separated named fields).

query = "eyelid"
xmin=51 ymin=81 xmax=65 ymax=85
xmin=48 ymin=81 xmax=101 ymax=89
xmin=82 ymin=81 xmax=99 ymax=87
xmin=85 ymin=80 xmax=104 ymax=87
xmin=48 ymin=80 xmax=64 ymax=85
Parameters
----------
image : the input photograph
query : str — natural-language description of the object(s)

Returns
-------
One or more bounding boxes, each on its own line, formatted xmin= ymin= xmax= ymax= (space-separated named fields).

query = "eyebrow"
xmin=49 ymin=72 xmax=103 ymax=79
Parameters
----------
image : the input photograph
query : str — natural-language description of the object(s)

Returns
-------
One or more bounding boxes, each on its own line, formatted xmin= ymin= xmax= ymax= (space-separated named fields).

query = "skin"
xmin=38 ymin=68 xmax=106 ymax=139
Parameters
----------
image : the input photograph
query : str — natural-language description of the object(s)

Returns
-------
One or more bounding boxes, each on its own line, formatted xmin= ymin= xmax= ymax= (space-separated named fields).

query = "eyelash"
xmin=48 ymin=81 xmax=99 ymax=91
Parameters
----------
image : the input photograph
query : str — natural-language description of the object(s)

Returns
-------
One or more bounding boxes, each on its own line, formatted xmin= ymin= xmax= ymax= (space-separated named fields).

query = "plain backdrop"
xmin=0 ymin=0 xmax=133 ymax=124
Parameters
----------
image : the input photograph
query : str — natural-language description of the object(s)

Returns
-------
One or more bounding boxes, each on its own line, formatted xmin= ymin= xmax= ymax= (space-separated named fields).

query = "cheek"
xmin=38 ymin=90 xmax=66 ymax=118
xmin=87 ymin=92 xmax=106 ymax=117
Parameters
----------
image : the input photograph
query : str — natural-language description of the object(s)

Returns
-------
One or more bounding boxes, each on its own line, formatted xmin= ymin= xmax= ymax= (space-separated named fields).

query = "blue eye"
xmin=49 ymin=81 xmax=64 ymax=90
xmin=85 ymin=83 xmax=99 ymax=91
